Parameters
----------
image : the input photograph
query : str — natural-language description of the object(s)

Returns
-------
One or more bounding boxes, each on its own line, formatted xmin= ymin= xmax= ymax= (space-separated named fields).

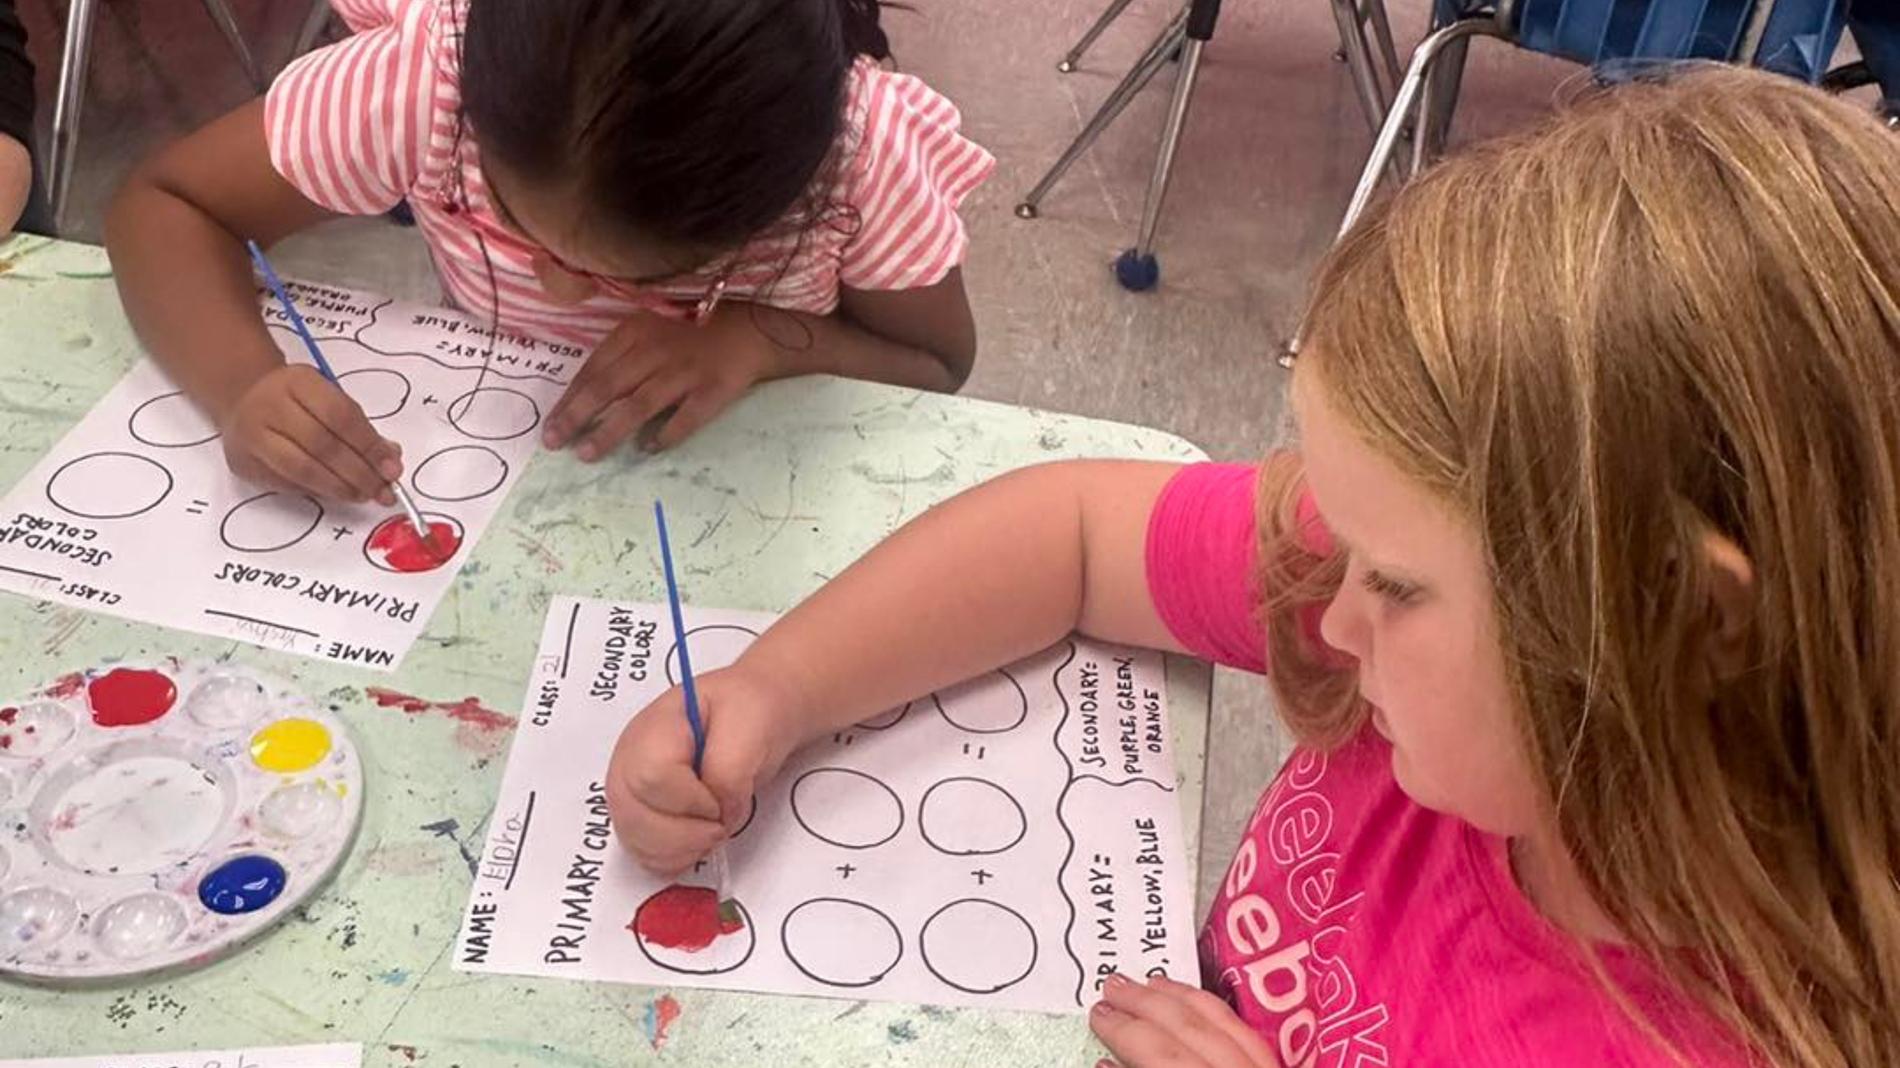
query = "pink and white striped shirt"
xmin=265 ymin=0 xmax=995 ymax=348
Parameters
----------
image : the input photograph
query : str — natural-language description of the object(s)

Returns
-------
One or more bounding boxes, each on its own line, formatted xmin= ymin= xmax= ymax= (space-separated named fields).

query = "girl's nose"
xmin=1319 ymin=583 xmax=1368 ymax=662
xmin=531 ymin=252 xmax=599 ymax=306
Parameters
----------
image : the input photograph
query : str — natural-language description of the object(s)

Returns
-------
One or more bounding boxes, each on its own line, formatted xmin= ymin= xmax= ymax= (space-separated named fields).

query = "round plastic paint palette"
xmin=0 ymin=660 xmax=363 ymax=982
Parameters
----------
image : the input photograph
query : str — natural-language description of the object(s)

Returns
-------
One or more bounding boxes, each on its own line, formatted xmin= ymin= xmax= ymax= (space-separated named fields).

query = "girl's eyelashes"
xmin=1361 ymin=567 xmax=1422 ymax=605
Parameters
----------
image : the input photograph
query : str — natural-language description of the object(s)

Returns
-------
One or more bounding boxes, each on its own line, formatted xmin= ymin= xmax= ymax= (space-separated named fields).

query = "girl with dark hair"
xmin=106 ymin=0 xmax=991 ymax=503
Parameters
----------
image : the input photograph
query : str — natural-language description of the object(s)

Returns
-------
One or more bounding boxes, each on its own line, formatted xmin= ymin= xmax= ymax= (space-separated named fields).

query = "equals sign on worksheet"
xmin=185 ymin=499 xmax=209 ymax=515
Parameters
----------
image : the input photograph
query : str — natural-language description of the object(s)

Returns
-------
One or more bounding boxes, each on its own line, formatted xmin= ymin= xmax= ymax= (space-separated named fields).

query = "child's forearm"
xmin=0 ymin=135 xmax=28 ymax=234
xmin=105 ymin=177 xmax=286 ymax=422
xmin=745 ymin=271 xmax=976 ymax=394
xmin=753 ymin=305 xmax=966 ymax=394
xmin=104 ymin=100 xmax=334 ymax=424
xmin=738 ymin=460 xmax=1188 ymax=748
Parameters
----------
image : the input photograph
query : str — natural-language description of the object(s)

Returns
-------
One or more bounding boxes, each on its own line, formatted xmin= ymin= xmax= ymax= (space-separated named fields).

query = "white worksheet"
xmin=0 ymin=282 xmax=575 ymax=669
xmin=454 ymin=597 xmax=1197 ymax=1014
xmin=0 ymin=1042 xmax=361 ymax=1068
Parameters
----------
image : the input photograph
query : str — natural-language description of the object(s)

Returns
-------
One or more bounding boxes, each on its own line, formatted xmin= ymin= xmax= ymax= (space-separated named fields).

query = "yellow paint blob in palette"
xmin=0 ymin=660 xmax=363 ymax=982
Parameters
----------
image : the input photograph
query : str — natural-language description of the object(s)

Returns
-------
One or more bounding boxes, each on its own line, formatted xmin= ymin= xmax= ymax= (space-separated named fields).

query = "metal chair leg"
xmin=1338 ymin=19 xmax=1497 ymax=238
xmin=291 ymin=0 xmax=335 ymax=63
xmin=1281 ymin=17 xmax=1499 ymax=364
xmin=197 ymin=0 xmax=265 ymax=91
xmin=49 ymin=0 xmax=101 ymax=232
xmin=1017 ymin=6 xmax=1189 ymax=218
xmin=1329 ymin=0 xmax=1405 ymax=181
xmin=1061 ymin=0 xmax=1142 ymax=72
xmin=1362 ymin=0 xmax=1402 ymax=90
xmin=1114 ymin=0 xmax=1220 ymax=290
xmin=1126 ymin=37 xmax=1204 ymax=260
xmin=1410 ymin=33 xmax=1470 ymax=173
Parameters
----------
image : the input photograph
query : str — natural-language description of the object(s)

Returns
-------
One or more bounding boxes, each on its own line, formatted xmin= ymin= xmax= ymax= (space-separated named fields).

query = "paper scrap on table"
xmin=0 ymin=1042 xmax=362 ymax=1068
xmin=0 ymin=281 xmax=575 ymax=669
xmin=454 ymin=597 xmax=1197 ymax=1014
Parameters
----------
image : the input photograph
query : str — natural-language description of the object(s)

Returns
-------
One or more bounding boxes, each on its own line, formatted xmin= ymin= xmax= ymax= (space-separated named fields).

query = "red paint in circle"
xmin=88 ymin=668 xmax=178 ymax=727
xmin=366 ymin=515 xmax=463 ymax=573
xmin=629 ymin=885 xmax=746 ymax=951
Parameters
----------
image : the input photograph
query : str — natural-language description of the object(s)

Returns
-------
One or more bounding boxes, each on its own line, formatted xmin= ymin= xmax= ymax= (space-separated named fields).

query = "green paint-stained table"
xmin=0 ymin=237 xmax=1211 ymax=1067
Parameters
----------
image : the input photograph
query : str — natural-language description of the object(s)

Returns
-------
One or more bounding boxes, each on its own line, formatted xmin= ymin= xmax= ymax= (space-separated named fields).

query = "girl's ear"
xmin=1700 ymin=529 xmax=1756 ymax=681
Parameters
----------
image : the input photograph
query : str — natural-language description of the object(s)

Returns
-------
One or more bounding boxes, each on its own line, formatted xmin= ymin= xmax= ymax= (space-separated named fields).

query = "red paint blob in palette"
xmin=86 ymin=667 xmax=178 ymax=727
xmin=364 ymin=514 xmax=465 ymax=573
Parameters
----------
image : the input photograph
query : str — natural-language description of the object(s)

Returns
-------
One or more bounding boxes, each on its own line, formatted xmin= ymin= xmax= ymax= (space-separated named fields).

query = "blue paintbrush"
xmin=245 ymin=240 xmax=438 ymax=555
xmin=653 ymin=499 xmax=728 ymax=890
xmin=653 ymin=499 xmax=706 ymax=771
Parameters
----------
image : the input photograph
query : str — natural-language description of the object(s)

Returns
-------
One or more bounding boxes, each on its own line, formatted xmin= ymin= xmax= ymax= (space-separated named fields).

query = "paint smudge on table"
xmin=372 ymin=967 xmax=410 ymax=986
xmin=364 ymin=687 xmax=517 ymax=755
xmin=644 ymin=994 xmax=681 ymax=1051
xmin=888 ymin=1020 xmax=918 ymax=1044
xmin=43 ymin=671 xmax=86 ymax=699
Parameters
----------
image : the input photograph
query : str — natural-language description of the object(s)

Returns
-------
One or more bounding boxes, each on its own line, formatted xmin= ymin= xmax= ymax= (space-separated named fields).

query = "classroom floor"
xmin=22 ymin=0 xmax=1578 ymax=910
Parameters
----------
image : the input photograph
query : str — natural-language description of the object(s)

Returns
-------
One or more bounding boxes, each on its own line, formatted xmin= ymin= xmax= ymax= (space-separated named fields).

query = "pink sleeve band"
xmin=1144 ymin=463 xmax=1271 ymax=675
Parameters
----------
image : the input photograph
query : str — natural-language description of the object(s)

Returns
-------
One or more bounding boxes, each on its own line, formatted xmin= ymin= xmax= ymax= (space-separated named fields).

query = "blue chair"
xmin=1338 ymin=0 xmax=1850 ymax=239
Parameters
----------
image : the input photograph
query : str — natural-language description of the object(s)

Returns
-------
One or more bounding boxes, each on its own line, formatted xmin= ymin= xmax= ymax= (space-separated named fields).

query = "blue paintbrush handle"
xmin=654 ymin=500 xmax=707 ymax=774
xmin=246 ymin=240 xmax=339 ymax=383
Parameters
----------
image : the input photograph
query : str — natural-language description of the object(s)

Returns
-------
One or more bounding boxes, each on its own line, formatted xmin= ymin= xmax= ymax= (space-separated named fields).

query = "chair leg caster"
xmin=1113 ymin=248 xmax=1160 ymax=291
xmin=1015 ymin=202 xmax=1040 ymax=220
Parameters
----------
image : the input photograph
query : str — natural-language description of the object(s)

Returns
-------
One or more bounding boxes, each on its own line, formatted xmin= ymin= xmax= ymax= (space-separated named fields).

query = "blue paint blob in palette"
xmin=198 ymin=855 xmax=289 ymax=915
xmin=0 ymin=660 xmax=364 ymax=983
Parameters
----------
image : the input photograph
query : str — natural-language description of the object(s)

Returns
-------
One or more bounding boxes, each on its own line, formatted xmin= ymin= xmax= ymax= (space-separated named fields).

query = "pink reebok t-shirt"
xmin=1144 ymin=463 xmax=1750 ymax=1067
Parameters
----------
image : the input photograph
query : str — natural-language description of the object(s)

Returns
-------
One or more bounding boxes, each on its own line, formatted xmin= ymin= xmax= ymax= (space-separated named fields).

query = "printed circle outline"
xmin=631 ymin=896 xmax=756 ymax=976
xmin=409 ymin=445 xmax=508 ymax=503
xmin=361 ymin=512 xmax=466 ymax=573
xmin=779 ymin=897 xmax=904 ymax=988
xmin=731 ymin=795 xmax=758 ymax=839
xmin=336 ymin=368 xmax=412 ymax=420
xmin=447 ymin=387 xmax=540 ymax=441
xmin=932 ymin=668 xmax=1029 ymax=734
xmin=918 ymin=777 xmax=1028 ymax=856
xmin=128 ymin=392 xmax=220 ymax=448
xmin=219 ymin=492 xmax=324 ymax=553
xmin=919 ymin=898 xmax=1039 ymax=995
xmin=45 ymin=451 xmax=174 ymax=520
xmin=789 ymin=767 xmax=904 ymax=850
xmin=663 ymin=624 xmax=762 ymax=686
xmin=856 ymin=702 xmax=910 ymax=731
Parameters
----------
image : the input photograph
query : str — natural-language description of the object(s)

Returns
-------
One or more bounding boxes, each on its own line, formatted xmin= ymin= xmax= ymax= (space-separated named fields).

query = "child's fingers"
xmin=545 ymin=324 xmax=660 ymax=447
xmin=606 ymin=789 xmax=724 ymax=875
xmin=648 ymin=384 xmax=739 ymax=451
xmin=1095 ymin=976 xmax=1267 ymax=1068
xmin=1146 ymin=977 xmax=1281 ymax=1068
xmin=292 ymin=372 xmax=401 ymax=484
xmin=255 ymin=427 xmax=360 ymax=502
xmin=276 ymin=392 xmax=388 ymax=501
xmin=1090 ymin=999 xmax=1220 ymax=1068
xmin=574 ymin=376 xmax=692 ymax=463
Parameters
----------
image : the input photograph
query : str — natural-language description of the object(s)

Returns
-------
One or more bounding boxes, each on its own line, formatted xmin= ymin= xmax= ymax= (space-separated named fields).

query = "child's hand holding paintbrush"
xmin=242 ymin=242 xmax=441 ymax=556
xmin=603 ymin=503 xmax=796 ymax=878
xmin=222 ymin=241 xmax=411 ymax=513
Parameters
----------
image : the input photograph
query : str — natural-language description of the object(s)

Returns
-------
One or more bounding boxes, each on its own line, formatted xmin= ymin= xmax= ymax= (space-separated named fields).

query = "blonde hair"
xmin=1274 ymin=68 xmax=1900 ymax=1067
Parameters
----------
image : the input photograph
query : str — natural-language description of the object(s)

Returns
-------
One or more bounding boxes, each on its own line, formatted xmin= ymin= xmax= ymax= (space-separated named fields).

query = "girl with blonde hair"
xmin=605 ymin=66 xmax=1900 ymax=1067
